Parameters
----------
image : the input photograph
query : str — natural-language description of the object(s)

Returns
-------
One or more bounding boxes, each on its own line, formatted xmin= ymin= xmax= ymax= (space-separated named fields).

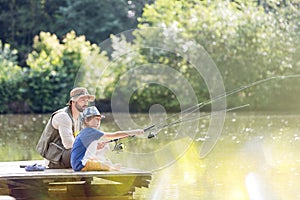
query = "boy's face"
xmin=85 ymin=115 xmax=102 ymax=128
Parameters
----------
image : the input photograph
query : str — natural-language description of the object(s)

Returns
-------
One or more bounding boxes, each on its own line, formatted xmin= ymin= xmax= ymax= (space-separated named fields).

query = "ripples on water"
xmin=0 ymin=112 xmax=300 ymax=199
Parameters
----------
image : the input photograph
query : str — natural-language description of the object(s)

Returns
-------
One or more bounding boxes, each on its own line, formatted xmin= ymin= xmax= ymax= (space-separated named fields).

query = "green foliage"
xmin=103 ymin=31 xmax=207 ymax=112
xmin=1 ymin=0 xmax=300 ymax=113
xmin=0 ymin=41 xmax=25 ymax=113
xmin=55 ymin=0 xmax=132 ymax=41
xmin=134 ymin=0 xmax=300 ymax=111
xmin=0 ymin=0 xmax=66 ymax=65
xmin=0 ymin=0 xmax=152 ymax=65
xmin=24 ymin=31 xmax=109 ymax=113
xmin=0 ymin=30 xmax=110 ymax=113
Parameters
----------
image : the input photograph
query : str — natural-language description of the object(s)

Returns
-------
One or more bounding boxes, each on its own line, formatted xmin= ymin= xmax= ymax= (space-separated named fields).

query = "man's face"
xmin=74 ymin=96 xmax=90 ymax=112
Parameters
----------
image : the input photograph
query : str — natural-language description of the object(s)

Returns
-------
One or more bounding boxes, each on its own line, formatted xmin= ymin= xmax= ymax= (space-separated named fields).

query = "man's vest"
xmin=36 ymin=107 xmax=80 ymax=164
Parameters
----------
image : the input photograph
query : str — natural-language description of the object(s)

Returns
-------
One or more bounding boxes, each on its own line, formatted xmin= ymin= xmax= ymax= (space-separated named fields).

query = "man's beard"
xmin=75 ymin=102 xmax=86 ymax=112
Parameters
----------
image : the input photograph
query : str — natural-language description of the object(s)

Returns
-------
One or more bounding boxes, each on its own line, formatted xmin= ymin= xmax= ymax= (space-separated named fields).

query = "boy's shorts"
xmin=81 ymin=159 xmax=111 ymax=171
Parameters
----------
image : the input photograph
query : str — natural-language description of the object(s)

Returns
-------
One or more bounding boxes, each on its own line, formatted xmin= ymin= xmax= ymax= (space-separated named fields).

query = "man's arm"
xmin=52 ymin=112 xmax=74 ymax=149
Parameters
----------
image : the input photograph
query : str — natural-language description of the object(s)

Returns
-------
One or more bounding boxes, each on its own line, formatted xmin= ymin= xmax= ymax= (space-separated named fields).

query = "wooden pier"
xmin=0 ymin=160 xmax=152 ymax=200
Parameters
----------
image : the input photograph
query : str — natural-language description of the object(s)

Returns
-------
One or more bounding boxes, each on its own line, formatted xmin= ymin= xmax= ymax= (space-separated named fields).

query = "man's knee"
xmin=48 ymin=149 xmax=71 ymax=169
xmin=61 ymin=149 xmax=71 ymax=168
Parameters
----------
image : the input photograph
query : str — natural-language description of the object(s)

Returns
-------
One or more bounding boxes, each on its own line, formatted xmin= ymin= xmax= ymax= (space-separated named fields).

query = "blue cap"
xmin=82 ymin=106 xmax=102 ymax=119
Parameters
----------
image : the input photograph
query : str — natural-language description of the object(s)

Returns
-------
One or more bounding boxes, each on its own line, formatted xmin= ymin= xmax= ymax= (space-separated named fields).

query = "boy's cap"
xmin=82 ymin=106 xmax=104 ymax=119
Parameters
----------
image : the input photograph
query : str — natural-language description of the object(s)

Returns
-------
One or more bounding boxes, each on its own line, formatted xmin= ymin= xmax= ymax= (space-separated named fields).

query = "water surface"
xmin=0 ymin=112 xmax=299 ymax=199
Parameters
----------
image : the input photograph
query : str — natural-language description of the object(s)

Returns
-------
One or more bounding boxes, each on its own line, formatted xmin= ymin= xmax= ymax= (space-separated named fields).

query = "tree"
xmin=134 ymin=0 xmax=300 ymax=110
xmin=0 ymin=41 xmax=25 ymax=113
xmin=24 ymin=31 xmax=109 ymax=113
xmin=0 ymin=0 xmax=153 ymax=66
xmin=0 ymin=0 xmax=66 ymax=65
xmin=54 ymin=0 xmax=153 ymax=45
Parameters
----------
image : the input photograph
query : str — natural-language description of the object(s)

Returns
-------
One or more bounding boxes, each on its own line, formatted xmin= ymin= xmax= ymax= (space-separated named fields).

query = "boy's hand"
xmin=128 ymin=129 xmax=144 ymax=136
xmin=97 ymin=141 xmax=106 ymax=150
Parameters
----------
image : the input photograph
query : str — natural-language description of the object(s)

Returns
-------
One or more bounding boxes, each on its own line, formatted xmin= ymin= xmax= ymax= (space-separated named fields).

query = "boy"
xmin=71 ymin=106 xmax=144 ymax=171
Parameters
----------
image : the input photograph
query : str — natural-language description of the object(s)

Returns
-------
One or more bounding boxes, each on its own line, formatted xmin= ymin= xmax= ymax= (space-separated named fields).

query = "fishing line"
xmin=144 ymin=74 xmax=300 ymax=137
xmin=163 ymin=104 xmax=249 ymax=128
xmin=105 ymin=74 xmax=300 ymax=153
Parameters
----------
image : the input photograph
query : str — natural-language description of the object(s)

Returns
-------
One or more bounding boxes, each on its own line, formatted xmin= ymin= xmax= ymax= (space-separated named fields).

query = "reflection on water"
xmin=0 ymin=112 xmax=300 ymax=199
xmin=0 ymin=114 xmax=47 ymax=161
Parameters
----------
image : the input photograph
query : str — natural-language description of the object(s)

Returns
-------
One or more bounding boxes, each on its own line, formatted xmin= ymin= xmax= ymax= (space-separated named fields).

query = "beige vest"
xmin=36 ymin=107 xmax=81 ymax=163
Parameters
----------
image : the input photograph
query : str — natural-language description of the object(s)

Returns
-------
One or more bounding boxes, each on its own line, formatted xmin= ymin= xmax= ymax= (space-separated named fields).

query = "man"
xmin=36 ymin=87 xmax=95 ymax=168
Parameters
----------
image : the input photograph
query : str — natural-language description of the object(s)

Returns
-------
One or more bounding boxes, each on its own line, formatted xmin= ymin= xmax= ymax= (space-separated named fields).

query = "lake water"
xmin=0 ymin=112 xmax=299 ymax=199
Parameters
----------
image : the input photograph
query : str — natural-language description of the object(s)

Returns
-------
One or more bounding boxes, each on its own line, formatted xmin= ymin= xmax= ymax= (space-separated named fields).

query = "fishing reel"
xmin=145 ymin=124 xmax=162 ymax=139
xmin=112 ymin=140 xmax=125 ymax=153
xmin=147 ymin=131 xmax=157 ymax=139
xmin=147 ymin=127 xmax=161 ymax=139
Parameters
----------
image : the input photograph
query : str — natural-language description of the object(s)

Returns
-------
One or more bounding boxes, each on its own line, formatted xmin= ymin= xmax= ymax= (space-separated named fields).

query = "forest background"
xmin=0 ymin=0 xmax=300 ymax=114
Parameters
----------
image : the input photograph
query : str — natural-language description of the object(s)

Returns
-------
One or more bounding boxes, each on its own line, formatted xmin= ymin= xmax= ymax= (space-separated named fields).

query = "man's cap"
xmin=82 ymin=106 xmax=104 ymax=119
xmin=68 ymin=87 xmax=95 ymax=103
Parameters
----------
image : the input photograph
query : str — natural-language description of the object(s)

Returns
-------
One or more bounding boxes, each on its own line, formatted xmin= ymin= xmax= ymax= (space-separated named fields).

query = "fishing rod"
xmin=144 ymin=74 xmax=300 ymax=138
xmin=105 ymin=74 xmax=300 ymax=152
xmin=104 ymin=104 xmax=249 ymax=152
xmin=146 ymin=104 xmax=250 ymax=139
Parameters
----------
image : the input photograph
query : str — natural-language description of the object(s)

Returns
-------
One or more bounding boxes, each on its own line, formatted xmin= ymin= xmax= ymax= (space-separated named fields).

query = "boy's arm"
xmin=102 ymin=129 xmax=144 ymax=139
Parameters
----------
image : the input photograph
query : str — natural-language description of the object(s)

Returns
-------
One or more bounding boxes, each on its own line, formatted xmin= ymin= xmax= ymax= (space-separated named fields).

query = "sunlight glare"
xmin=245 ymin=172 xmax=278 ymax=200
xmin=246 ymin=172 xmax=263 ymax=200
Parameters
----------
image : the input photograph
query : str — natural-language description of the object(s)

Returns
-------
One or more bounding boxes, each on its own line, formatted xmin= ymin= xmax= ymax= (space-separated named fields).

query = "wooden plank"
xmin=101 ymin=175 xmax=152 ymax=188
xmin=0 ymin=181 xmax=9 ymax=196
xmin=0 ymin=160 xmax=152 ymax=199
xmin=47 ymin=194 xmax=134 ymax=200
xmin=0 ymin=161 xmax=151 ymax=180
xmin=0 ymin=196 xmax=15 ymax=200
xmin=58 ymin=184 xmax=133 ymax=196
